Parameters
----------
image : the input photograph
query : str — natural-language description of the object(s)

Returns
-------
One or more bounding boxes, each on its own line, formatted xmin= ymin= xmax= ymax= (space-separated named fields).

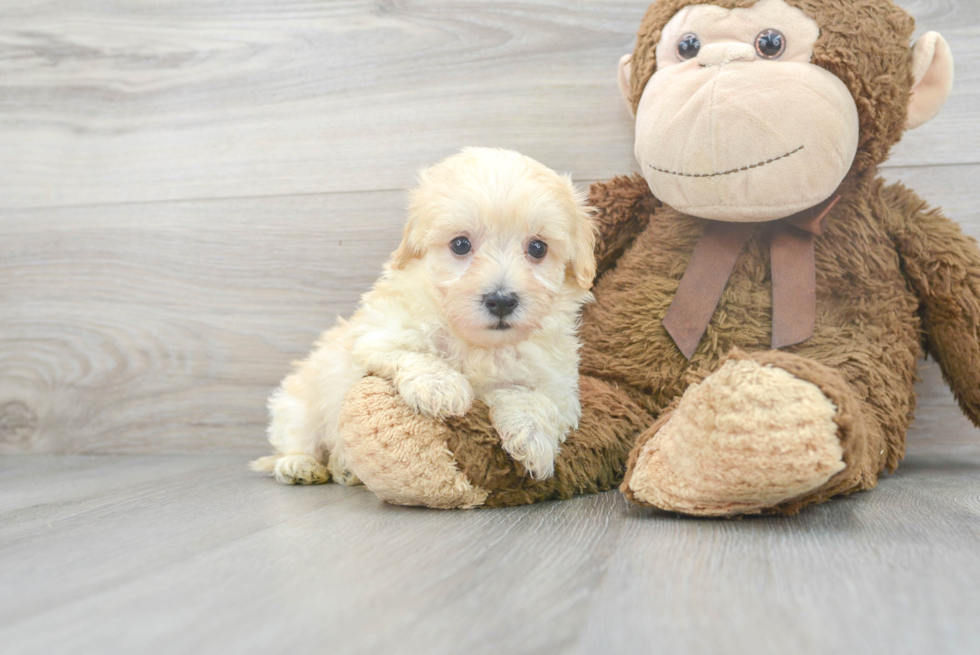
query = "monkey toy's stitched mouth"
xmin=647 ymin=145 xmax=805 ymax=179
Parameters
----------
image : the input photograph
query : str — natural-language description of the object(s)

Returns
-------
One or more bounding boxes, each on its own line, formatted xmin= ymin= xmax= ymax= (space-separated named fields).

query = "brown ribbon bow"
xmin=663 ymin=195 xmax=841 ymax=360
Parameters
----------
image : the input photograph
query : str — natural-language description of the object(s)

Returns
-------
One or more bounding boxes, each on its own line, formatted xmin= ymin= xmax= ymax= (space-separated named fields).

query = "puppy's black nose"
xmin=484 ymin=291 xmax=519 ymax=319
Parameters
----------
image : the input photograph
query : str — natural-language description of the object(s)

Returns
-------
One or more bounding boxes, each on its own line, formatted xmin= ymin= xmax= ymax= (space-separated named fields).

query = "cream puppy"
xmin=252 ymin=148 xmax=596 ymax=485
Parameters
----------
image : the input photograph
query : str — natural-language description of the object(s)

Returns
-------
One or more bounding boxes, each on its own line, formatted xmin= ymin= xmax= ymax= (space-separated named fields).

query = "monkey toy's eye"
xmin=527 ymin=239 xmax=547 ymax=260
xmin=677 ymin=33 xmax=701 ymax=60
xmin=450 ymin=237 xmax=472 ymax=255
xmin=755 ymin=29 xmax=786 ymax=59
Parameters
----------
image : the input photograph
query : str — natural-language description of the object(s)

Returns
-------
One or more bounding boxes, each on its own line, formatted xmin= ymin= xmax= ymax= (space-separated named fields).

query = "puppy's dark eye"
xmin=449 ymin=237 xmax=473 ymax=255
xmin=450 ymin=237 xmax=472 ymax=255
xmin=677 ymin=33 xmax=701 ymax=60
xmin=755 ymin=29 xmax=785 ymax=59
xmin=527 ymin=240 xmax=547 ymax=260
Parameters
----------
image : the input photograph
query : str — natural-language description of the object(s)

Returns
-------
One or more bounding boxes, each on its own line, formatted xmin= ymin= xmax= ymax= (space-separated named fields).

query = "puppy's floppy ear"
xmin=390 ymin=169 xmax=430 ymax=269
xmin=565 ymin=176 xmax=597 ymax=289
xmin=390 ymin=216 xmax=422 ymax=270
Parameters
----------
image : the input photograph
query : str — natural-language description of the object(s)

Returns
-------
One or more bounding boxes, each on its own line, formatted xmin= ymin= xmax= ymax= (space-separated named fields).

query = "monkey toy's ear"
xmin=907 ymin=32 xmax=955 ymax=130
xmin=617 ymin=54 xmax=636 ymax=117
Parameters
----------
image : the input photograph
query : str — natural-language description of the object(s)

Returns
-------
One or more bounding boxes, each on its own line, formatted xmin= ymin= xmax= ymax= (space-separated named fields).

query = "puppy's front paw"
xmin=497 ymin=423 xmax=561 ymax=480
xmin=395 ymin=367 xmax=474 ymax=419
xmin=488 ymin=389 xmax=569 ymax=480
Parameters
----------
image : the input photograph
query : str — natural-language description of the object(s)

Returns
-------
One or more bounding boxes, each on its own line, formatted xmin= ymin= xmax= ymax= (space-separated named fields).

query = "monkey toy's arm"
xmin=589 ymin=174 xmax=660 ymax=277
xmin=884 ymin=182 xmax=980 ymax=427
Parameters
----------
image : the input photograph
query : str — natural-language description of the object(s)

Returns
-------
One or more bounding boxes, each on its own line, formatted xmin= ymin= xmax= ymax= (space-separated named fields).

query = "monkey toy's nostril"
xmin=484 ymin=291 xmax=520 ymax=318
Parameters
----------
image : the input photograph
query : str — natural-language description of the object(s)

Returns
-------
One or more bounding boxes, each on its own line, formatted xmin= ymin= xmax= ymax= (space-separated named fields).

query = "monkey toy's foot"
xmin=340 ymin=374 xmax=652 ymax=510
xmin=339 ymin=376 xmax=490 ymax=509
xmin=622 ymin=352 xmax=861 ymax=516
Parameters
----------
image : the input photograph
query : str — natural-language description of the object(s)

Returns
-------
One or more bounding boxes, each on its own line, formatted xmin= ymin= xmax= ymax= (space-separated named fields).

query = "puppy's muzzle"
xmin=484 ymin=291 xmax=519 ymax=319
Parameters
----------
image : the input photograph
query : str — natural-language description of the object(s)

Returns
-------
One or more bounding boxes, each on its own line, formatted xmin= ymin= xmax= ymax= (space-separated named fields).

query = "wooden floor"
xmin=1 ymin=447 xmax=978 ymax=655
xmin=2 ymin=0 xmax=980 ymax=653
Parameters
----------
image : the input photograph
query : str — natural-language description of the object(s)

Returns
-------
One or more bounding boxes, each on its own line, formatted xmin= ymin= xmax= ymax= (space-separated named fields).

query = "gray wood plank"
xmin=0 ymin=0 xmax=976 ymax=209
xmin=579 ymin=445 xmax=980 ymax=655
xmin=0 ymin=452 xmax=977 ymax=655
xmin=0 ymin=190 xmax=406 ymax=454
xmin=3 ymin=164 xmax=980 ymax=454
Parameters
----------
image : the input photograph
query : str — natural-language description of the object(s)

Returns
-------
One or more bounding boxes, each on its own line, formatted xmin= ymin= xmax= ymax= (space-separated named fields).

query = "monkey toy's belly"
xmin=579 ymin=206 xmax=923 ymax=450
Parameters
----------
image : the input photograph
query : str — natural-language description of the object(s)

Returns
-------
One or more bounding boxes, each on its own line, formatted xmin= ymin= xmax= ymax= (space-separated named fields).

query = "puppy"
xmin=251 ymin=147 xmax=596 ymax=485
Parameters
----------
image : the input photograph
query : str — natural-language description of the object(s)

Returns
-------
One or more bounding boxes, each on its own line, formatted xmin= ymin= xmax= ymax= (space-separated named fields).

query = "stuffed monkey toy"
xmin=337 ymin=0 xmax=970 ymax=516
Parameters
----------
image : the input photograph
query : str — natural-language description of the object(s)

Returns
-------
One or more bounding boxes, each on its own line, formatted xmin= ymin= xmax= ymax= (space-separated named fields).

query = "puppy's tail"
xmin=249 ymin=455 xmax=279 ymax=474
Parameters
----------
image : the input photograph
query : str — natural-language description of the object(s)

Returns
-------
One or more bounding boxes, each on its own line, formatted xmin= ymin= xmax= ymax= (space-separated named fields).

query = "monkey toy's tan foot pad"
xmin=339 ymin=376 xmax=490 ymax=509
xmin=622 ymin=351 xmax=865 ymax=516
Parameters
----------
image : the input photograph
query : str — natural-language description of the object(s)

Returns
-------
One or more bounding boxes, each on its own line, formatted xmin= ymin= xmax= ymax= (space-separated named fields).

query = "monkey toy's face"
xmin=630 ymin=0 xmax=859 ymax=222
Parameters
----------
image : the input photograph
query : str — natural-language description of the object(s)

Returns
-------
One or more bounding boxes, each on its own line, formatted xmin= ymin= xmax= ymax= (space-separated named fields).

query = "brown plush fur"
xmin=588 ymin=170 xmax=922 ymax=479
xmin=339 ymin=0 xmax=980 ymax=515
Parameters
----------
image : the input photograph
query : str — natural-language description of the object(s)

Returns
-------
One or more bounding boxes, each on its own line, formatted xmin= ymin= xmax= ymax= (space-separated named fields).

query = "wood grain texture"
xmin=1 ymin=0 xmax=980 ymax=456
xmin=0 ymin=0 xmax=977 ymax=209
xmin=0 ymin=191 xmax=406 ymax=453
xmin=0 ymin=452 xmax=977 ymax=655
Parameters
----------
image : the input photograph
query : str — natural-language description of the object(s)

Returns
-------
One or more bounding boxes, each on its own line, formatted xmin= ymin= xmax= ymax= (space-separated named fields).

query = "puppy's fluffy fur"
xmin=251 ymin=148 xmax=596 ymax=484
